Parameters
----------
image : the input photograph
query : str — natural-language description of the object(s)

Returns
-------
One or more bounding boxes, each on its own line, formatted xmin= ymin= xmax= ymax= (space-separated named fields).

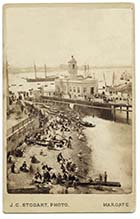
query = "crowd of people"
xmin=8 ymin=148 xmax=80 ymax=191
xmin=30 ymin=152 xmax=80 ymax=188
xmin=7 ymin=103 xmax=87 ymax=192
xmin=24 ymin=108 xmax=85 ymax=151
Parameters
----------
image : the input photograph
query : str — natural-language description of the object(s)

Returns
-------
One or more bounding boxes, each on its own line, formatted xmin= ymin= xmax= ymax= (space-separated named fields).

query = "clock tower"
xmin=68 ymin=56 xmax=78 ymax=79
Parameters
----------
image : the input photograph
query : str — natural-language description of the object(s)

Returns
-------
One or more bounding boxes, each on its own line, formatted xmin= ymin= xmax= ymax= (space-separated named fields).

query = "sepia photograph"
xmin=3 ymin=3 xmax=135 ymax=213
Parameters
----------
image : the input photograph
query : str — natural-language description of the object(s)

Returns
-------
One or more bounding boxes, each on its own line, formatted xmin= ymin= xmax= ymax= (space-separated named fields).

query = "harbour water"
xmin=9 ymin=72 xmax=57 ymax=93
xmin=83 ymin=116 xmax=132 ymax=193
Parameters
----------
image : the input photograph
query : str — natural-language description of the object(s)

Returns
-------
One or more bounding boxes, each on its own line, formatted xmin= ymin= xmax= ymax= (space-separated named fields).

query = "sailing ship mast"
xmin=103 ymin=72 xmax=107 ymax=87
xmin=112 ymin=72 xmax=115 ymax=87
xmin=44 ymin=64 xmax=47 ymax=78
xmin=84 ymin=65 xmax=86 ymax=75
xmin=87 ymin=64 xmax=89 ymax=75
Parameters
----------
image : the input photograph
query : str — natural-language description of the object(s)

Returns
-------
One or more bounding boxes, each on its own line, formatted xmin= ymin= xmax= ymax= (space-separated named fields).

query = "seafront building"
xmin=55 ymin=56 xmax=98 ymax=99
xmin=33 ymin=56 xmax=132 ymax=102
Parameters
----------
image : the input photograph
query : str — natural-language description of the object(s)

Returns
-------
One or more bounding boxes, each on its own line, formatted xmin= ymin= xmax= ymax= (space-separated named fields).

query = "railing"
xmin=40 ymin=95 xmax=132 ymax=108
xmin=39 ymin=95 xmax=132 ymax=123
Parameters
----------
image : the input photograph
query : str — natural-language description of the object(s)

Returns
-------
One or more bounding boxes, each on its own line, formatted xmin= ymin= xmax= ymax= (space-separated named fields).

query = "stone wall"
xmin=7 ymin=118 xmax=39 ymax=153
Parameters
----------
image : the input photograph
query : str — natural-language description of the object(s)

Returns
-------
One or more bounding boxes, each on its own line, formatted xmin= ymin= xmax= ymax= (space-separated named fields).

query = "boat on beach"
xmin=26 ymin=135 xmax=66 ymax=149
xmin=8 ymin=178 xmax=121 ymax=194
xmin=80 ymin=120 xmax=96 ymax=128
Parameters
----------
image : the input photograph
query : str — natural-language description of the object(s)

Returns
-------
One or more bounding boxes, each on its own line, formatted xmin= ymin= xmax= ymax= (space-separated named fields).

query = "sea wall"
xmin=7 ymin=118 xmax=39 ymax=153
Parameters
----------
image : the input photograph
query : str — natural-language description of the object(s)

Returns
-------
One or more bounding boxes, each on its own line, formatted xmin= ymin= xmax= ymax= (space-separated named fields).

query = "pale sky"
xmin=4 ymin=5 xmax=134 ymax=67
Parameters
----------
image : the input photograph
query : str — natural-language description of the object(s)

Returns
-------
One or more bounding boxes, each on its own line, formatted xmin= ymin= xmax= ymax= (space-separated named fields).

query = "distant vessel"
xmin=103 ymin=71 xmax=132 ymax=94
xmin=26 ymin=63 xmax=58 ymax=82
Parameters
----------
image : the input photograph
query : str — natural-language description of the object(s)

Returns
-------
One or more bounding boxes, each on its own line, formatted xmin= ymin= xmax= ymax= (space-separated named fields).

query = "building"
xmin=55 ymin=56 xmax=98 ymax=100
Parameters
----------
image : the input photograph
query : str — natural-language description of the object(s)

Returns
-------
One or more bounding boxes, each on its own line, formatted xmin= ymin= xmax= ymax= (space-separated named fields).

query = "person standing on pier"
xmin=99 ymin=174 xmax=103 ymax=182
xmin=104 ymin=171 xmax=108 ymax=182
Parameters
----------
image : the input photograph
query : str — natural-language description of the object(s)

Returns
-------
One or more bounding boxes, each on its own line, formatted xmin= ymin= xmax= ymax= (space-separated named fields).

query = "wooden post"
xmin=126 ymin=106 xmax=129 ymax=123
xmin=113 ymin=106 xmax=116 ymax=121
xmin=112 ymin=105 xmax=116 ymax=121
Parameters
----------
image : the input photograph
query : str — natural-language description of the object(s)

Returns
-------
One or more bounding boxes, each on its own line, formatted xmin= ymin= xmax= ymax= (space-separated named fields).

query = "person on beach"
xmin=43 ymin=169 xmax=51 ymax=183
xmin=66 ymin=158 xmax=72 ymax=171
xmin=67 ymin=136 xmax=72 ymax=149
xmin=57 ymin=172 xmax=62 ymax=184
xmin=40 ymin=149 xmax=47 ymax=156
xmin=31 ymin=154 xmax=40 ymax=164
xmin=104 ymin=171 xmax=108 ymax=182
xmin=33 ymin=171 xmax=43 ymax=184
xmin=77 ymin=150 xmax=83 ymax=161
xmin=42 ymin=163 xmax=48 ymax=171
xmin=11 ymin=162 xmax=19 ymax=174
xmin=60 ymin=162 xmax=66 ymax=173
xmin=64 ymin=185 xmax=69 ymax=194
xmin=50 ymin=168 xmax=57 ymax=181
xmin=8 ymin=154 xmax=15 ymax=164
xmin=63 ymin=171 xmax=68 ymax=181
xmin=99 ymin=174 xmax=103 ymax=182
xmin=20 ymin=161 xmax=29 ymax=172
xmin=57 ymin=152 xmax=64 ymax=163
xmin=70 ymin=163 xmax=77 ymax=172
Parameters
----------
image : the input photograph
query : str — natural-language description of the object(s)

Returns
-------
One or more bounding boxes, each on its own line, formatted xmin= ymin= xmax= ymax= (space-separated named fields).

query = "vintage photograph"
xmin=3 ymin=3 xmax=135 ymax=212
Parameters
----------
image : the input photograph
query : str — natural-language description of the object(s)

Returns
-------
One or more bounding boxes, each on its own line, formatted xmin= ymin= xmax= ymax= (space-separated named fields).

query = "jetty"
xmin=38 ymin=96 xmax=132 ymax=123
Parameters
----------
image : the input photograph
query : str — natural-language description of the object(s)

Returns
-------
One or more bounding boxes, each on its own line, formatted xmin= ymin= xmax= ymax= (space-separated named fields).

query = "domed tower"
xmin=68 ymin=56 xmax=78 ymax=79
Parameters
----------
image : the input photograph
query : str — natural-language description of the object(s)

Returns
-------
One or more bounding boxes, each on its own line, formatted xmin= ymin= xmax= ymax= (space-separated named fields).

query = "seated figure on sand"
xmin=20 ymin=161 xmax=29 ymax=172
xmin=31 ymin=154 xmax=40 ymax=164
xmin=32 ymin=170 xmax=43 ymax=184
xmin=11 ymin=161 xmax=19 ymax=174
